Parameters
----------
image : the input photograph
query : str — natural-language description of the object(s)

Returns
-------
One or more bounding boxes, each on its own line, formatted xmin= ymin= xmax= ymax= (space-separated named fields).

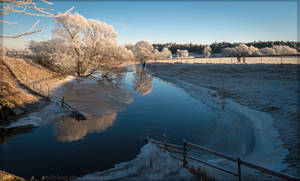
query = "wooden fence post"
xmin=183 ymin=140 xmax=187 ymax=167
xmin=61 ymin=96 xmax=64 ymax=107
xmin=163 ymin=134 xmax=167 ymax=151
xmin=237 ymin=157 xmax=242 ymax=181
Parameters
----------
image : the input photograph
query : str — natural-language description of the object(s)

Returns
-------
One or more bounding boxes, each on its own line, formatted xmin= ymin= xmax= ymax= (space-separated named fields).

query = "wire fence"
xmin=2 ymin=58 xmax=62 ymax=101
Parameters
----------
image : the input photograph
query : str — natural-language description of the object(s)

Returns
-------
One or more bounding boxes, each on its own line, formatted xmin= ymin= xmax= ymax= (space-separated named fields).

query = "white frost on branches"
xmin=130 ymin=41 xmax=155 ymax=63
xmin=203 ymin=45 xmax=211 ymax=58
xmin=126 ymin=41 xmax=172 ymax=62
xmin=28 ymin=12 xmax=133 ymax=76
xmin=0 ymin=0 xmax=74 ymax=38
xmin=177 ymin=49 xmax=189 ymax=58
xmin=154 ymin=47 xmax=172 ymax=60
xmin=223 ymin=44 xmax=298 ymax=57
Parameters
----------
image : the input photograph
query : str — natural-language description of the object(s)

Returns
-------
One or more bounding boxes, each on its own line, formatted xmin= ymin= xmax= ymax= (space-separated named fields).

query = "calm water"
xmin=1 ymin=68 xmax=239 ymax=179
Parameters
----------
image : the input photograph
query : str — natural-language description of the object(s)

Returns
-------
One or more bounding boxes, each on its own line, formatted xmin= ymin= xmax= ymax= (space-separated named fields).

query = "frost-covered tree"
xmin=131 ymin=40 xmax=155 ymax=63
xmin=52 ymin=12 xmax=128 ymax=77
xmin=177 ymin=49 xmax=189 ymax=58
xmin=272 ymin=45 xmax=298 ymax=55
xmin=203 ymin=45 xmax=211 ymax=58
xmin=258 ymin=47 xmax=276 ymax=56
xmin=28 ymin=39 xmax=76 ymax=73
xmin=223 ymin=44 xmax=298 ymax=57
xmin=99 ymin=44 xmax=134 ymax=75
xmin=124 ymin=43 xmax=135 ymax=51
xmin=154 ymin=47 xmax=172 ymax=59
xmin=29 ymin=13 xmax=134 ymax=76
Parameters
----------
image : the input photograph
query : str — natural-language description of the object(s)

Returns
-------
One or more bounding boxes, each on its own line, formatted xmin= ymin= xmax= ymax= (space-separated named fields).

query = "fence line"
xmin=149 ymin=56 xmax=299 ymax=65
xmin=2 ymin=58 xmax=86 ymax=120
xmin=145 ymin=135 xmax=300 ymax=181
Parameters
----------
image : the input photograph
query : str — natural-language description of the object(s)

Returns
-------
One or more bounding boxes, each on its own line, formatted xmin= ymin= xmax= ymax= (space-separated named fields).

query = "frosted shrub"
xmin=203 ymin=45 xmax=211 ymax=58
xmin=28 ymin=39 xmax=76 ymax=73
xmin=223 ymin=44 xmax=298 ymax=57
xmin=258 ymin=47 xmax=276 ymax=56
xmin=131 ymin=41 xmax=155 ymax=63
xmin=177 ymin=49 xmax=189 ymax=58
xmin=154 ymin=47 xmax=172 ymax=60
xmin=272 ymin=45 xmax=298 ymax=55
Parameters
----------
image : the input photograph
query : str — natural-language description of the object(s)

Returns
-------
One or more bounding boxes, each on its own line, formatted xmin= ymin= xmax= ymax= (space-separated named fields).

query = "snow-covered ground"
xmin=3 ymin=103 xmax=69 ymax=129
xmin=148 ymin=63 xmax=299 ymax=176
xmin=74 ymin=143 xmax=194 ymax=181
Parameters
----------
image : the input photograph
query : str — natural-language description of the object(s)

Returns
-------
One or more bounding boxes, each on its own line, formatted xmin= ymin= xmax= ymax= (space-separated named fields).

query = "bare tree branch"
xmin=0 ymin=19 xmax=17 ymax=24
xmin=1 ymin=0 xmax=74 ymax=39
xmin=0 ymin=29 xmax=42 ymax=38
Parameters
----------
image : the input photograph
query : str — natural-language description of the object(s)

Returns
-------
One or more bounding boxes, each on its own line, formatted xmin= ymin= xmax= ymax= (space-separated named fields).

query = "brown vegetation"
xmin=0 ymin=61 xmax=39 ymax=109
xmin=0 ymin=170 xmax=25 ymax=181
xmin=0 ymin=56 xmax=65 ymax=124
xmin=2 ymin=56 xmax=65 ymax=98
xmin=188 ymin=165 xmax=217 ymax=181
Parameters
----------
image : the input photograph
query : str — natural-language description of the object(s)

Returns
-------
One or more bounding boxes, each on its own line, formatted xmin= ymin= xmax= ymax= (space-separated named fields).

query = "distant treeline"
xmin=153 ymin=41 xmax=300 ymax=54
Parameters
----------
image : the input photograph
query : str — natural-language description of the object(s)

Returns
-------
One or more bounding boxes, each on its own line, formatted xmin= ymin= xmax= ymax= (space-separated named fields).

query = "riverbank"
xmin=74 ymin=143 xmax=196 ymax=181
xmin=0 ymin=56 xmax=69 ymax=128
xmin=148 ymin=63 xmax=299 ymax=176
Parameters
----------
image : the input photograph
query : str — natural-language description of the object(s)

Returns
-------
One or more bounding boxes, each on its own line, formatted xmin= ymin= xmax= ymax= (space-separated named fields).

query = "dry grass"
xmin=0 ymin=62 xmax=39 ymax=109
xmin=2 ymin=56 xmax=66 ymax=98
xmin=188 ymin=165 xmax=217 ymax=181
xmin=0 ymin=170 xmax=25 ymax=181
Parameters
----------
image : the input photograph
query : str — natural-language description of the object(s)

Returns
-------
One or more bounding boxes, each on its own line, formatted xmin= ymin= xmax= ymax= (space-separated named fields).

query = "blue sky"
xmin=2 ymin=0 xmax=298 ymax=49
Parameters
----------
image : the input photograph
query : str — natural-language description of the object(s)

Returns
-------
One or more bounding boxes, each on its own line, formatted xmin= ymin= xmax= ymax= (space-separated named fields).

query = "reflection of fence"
xmin=61 ymin=97 xmax=86 ymax=120
xmin=145 ymin=135 xmax=299 ymax=181
xmin=149 ymin=56 xmax=299 ymax=65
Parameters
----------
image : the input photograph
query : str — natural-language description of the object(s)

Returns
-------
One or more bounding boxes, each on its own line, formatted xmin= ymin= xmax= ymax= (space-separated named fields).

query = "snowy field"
xmin=148 ymin=63 xmax=299 ymax=176
xmin=149 ymin=56 xmax=298 ymax=64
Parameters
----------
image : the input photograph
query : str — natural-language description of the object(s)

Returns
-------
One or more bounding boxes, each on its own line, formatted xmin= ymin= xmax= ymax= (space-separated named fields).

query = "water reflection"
xmin=54 ymin=75 xmax=133 ymax=142
xmin=54 ymin=113 xmax=116 ymax=142
xmin=133 ymin=66 xmax=153 ymax=95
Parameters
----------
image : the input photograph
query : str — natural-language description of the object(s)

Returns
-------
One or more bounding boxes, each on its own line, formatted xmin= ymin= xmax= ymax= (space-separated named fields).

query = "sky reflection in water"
xmin=1 ymin=67 xmax=219 ymax=179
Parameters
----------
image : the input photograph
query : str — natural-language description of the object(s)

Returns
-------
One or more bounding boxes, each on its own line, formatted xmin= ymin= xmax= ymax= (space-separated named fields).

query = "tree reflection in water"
xmin=54 ymin=74 xmax=133 ymax=142
xmin=133 ymin=66 xmax=153 ymax=95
